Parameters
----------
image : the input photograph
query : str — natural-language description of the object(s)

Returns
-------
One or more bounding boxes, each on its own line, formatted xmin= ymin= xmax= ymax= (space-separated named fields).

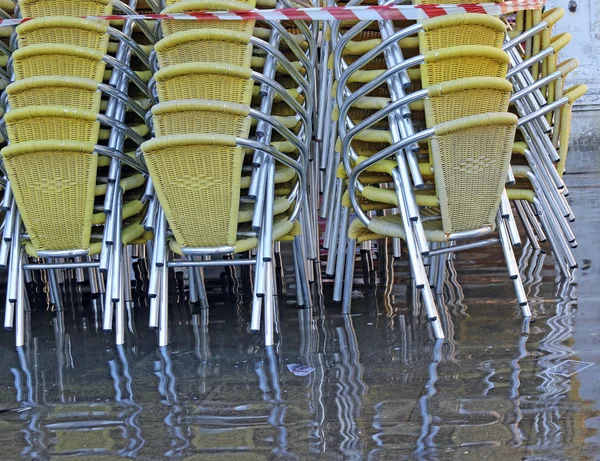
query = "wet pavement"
xmin=0 ymin=172 xmax=598 ymax=461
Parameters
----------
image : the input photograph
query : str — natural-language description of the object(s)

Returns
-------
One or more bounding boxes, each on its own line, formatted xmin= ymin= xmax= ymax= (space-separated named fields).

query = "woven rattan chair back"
xmin=18 ymin=0 xmax=113 ymax=16
xmin=152 ymin=99 xmax=252 ymax=137
xmin=141 ymin=134 xmax=244 ymax=249
xmin=17 ymin=17 xmax=110 ymax=53
xmin=430 ymin=113 xmax=517 ymax=234
xmin=12 ymin=44 xmax=106 ymax=81
xmin=424 ymin=77 xmax=512 ymax=126
xmin=4 ymin=106 xmax=101 ymax=143
xmin=161 ymin=0 xmax=257 ymax=36
xmin=7 ymin=77 xmax=102 ymax=112
xmin=420 ymin=45 xmax=509 ymax=87
xmin=154 ymin=62 xmax=254 ymax=104
xmin=1 ymin=140 xmax=98 ymax=252
xmin=155 ymin=29 xmax=253 ymax=68
xmin=418 ymin=14 xmax=506 ymax=53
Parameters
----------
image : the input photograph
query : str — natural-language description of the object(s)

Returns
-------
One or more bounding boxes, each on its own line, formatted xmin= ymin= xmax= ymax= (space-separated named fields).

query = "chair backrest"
xmin=419 ymin=14 xmax=506 ymax=53
xmin=1 ymin=140 xmax=98 ymax=253
xmin=4 ymin=106 xmax=100 ymax=143
xmin=424 ymin=77 xmax=512 ymax=126
xmin=154 ymin=62 xmax=254 ymax=104
xmin=155 ymin=29 xmax=253 ymax=68
xmin=161 ymin=0 xmax=257 ymax=36
xmin=12 ymin=44 xmax=106 ymax=81
xmin=18 ymin=0 xmax=114 ymax=16
xmin=430 ymin=113 xmax=517 ymax=234
xmin=557 ymin=84 xmax=588 ymax=177
xmin=152 ymin=99 xmax=252 ymax=137
xmin=7 ymin=76 xmax=102 ymax=111
xmin=141 ymin=134 xmax=244 ymax=249
xmin=17 ymin=17 xmax=110 ymax=53
xmin=420 ymin=45 xmax=509 ymax=87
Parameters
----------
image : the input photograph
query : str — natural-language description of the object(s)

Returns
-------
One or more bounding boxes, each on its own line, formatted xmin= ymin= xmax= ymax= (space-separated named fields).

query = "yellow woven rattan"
xmin=161 ymin=0 xmax=257 ymax=36
xmin=5 ymin=106 xmax=101 ymax=144
xmin=12 ymin=44 xmax=106 ymax=81
xmin=417 ymin=77 xmax=512 ymax=165
xmin=155 ymin=29 xmax=253 ymax=68
xmin=19 ymin=0 xmax=113 ymax=16
xmin=152 ymin=99 xmax=252 ymax=137
xmin=17 ymin=17 xmax=110 ymax=53
xmin=431 ymin=112 xmax=517 ymax=234
xmin=141 ymin=134 xmax=244 ymax=249
xmin=1 ymin=140 xmax=98 ymax=252
xmin=420 ymin=46 xmax=510 ymax=87
xmin=418 ymin=14 xmax=506 ymax=52
xmin=7 ymin=76 xmax=102 ymax=112
xmin=154 ymin=63 xmax=254 ymax=104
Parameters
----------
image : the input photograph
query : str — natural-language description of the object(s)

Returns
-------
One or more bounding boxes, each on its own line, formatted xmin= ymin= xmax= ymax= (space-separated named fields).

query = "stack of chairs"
xmin=0 ymin=0 xmax=155 ymax=346
xmin=140 ymin=0 xmax=316 ymax=346
xmin=320 ymin=0 xmax=586 ymax=339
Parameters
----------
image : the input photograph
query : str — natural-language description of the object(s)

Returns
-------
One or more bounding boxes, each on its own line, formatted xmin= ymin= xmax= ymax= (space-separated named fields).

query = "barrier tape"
xmin=0 ymin=0 xmax=544 ymax=26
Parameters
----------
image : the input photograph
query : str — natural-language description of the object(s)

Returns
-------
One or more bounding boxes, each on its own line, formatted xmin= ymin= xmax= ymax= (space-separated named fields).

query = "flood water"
xmin=0 ymin=173 xmax=598 ymax=460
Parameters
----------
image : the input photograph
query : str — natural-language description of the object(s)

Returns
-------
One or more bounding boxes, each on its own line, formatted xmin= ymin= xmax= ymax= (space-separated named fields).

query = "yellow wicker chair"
xmin=4 ymin=106 xmax=101 ymax=143
xmin=344 ymin=113 xmax=526 ymax=316
xmin=155 ymin=29 xmax=253 ymax=69
xmin=7 ymin=76 xmax=103 ymax=112
xmin=418 ymin=14 xmax=506 ymax=52
xmin=18 ymin=0 xmax=114 ymax=17
xmin=141 ymin=133 xmax=245 ymax=249
xmin=16 ymin=17 xmax=111 ymax=53
xmin=11 ymin=44 xmax=106 ymax=81
xmin=161 ymin=0 xmax=257 ymax=36
xmin=1 ymin=140 xmax=99 ymax=252
xmin=154 ymin=62 xmax=254 ymax=104
xmin=420 ymin=45 xmax=510 ymax=87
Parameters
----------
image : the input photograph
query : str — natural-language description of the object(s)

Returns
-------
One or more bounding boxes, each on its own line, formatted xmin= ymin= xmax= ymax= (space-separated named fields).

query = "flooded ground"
xmin=0 ymin=172 xmax=598 ymax=460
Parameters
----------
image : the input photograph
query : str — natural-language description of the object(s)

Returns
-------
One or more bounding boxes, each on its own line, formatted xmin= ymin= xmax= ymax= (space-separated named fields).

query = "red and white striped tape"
xmin=0 ymin=0 xmax=544 ymax=26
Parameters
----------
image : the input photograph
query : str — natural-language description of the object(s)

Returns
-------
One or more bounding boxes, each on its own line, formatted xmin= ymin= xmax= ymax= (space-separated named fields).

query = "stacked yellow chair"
xmin=141 ymin=0 xmax=312 ymax=346
xmin=327 ymin=5 xmax=538 ymax=337
xmin=0 ymin=0 xmax=153 ymax=345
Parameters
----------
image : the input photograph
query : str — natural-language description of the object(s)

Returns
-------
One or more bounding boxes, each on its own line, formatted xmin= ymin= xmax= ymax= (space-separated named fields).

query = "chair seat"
xmin=168 ymin=216 xmax=301 ymax=255
xmin=348 ymin=213 xmax=448 ymax=243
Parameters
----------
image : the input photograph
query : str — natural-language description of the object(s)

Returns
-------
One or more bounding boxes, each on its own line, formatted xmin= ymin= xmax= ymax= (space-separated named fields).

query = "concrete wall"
xmin=546 ymin=0 xmax=600 ymax=173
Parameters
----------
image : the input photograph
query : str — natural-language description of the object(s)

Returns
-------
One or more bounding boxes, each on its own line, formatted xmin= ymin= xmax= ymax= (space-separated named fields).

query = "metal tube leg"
xmin=195 ymin=266 xmax=209 ymax=309
xmin=49 ymin=268 xmax=63 ymax=312
xmin=293 ymin=245 xmax=305 ymax=307
xmin=434 ymin=244 xmax=446 ymax=296
xmin=420 ymin=282 xmax=445 ymax=339
xmin=15 ymin=255 xmax=25 ymax=348
xmin=534 ymin=200 xmax=570 ymax=277
xmin=333 ymin=206 xmax=349 ymax=302
xmin=293 ymin=236 xmax=312 ymax=308
xmin=514 ymin=200 xmax=541 ymax=251
xmin=498 ymin=215 xmax=531 ymax=316
xmin=188 ymin=263 xmax=198 ymax=304
xmin=522 ymin=201 xmax=546 ymax=243
xmin=116 ymin=283 xmax=125 ymax=345
xmin=264 ymin=262 xmax=275 ymax=346
xmin=342 ymin=238 xmax=357 ymax=314
xmin=158 ymin=257 xmax=169 ymax=347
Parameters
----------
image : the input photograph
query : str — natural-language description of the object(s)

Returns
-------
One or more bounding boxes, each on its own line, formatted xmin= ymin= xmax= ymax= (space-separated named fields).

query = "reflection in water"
xmin=154 ymin=346 xmax=190 ymax=457
xmin=2 ymin=196 xmax=599 ymax=460
xmin=10 ymin=317 xmax=147 ymax=459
